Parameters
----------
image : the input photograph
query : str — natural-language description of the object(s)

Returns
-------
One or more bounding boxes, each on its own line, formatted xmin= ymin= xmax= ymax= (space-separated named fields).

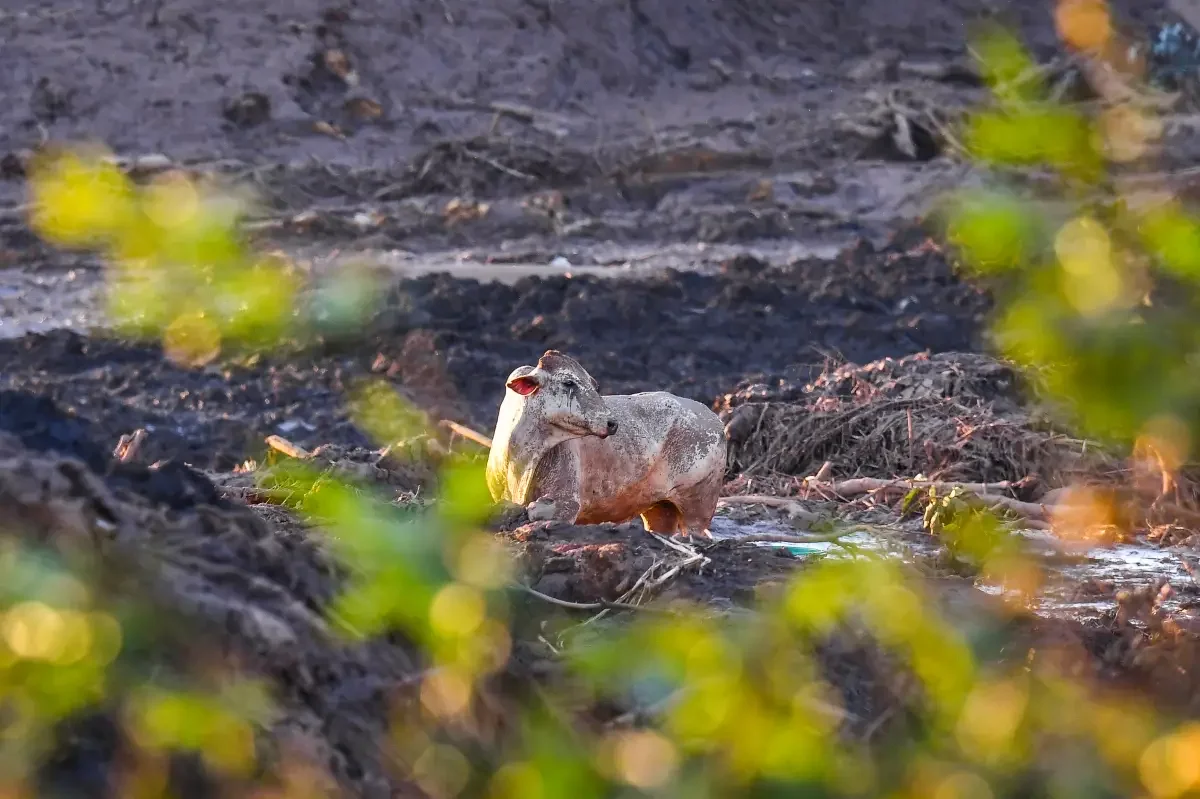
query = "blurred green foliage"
xmin=10 ymin=3 xmax=1200 ymax=797
xmin=945 ymin=23 xmax=1200 ymax=454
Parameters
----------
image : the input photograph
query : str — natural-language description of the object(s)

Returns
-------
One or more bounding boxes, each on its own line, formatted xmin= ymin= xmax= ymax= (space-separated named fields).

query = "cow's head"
xmin=503 ymin=350 xmax=619 ymax=440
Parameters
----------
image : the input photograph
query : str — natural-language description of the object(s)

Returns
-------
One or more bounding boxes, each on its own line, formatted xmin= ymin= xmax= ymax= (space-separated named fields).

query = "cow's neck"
xmin=503 ymin=417 xmax=574 ymax=503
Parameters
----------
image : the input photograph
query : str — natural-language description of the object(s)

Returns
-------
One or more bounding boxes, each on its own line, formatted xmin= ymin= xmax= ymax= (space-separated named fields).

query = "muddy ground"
xmin=0 ymin=227 xmax=992 ymax=470
xmin=6 ymin=0 xmax=1200 ymax=796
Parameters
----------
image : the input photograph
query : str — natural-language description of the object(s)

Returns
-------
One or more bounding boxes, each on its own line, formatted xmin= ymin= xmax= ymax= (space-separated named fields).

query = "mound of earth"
xmin=720 ymin=350 xmax=1109 ymax=491
xmin=0 ymin=227 xmax=992 ymax=469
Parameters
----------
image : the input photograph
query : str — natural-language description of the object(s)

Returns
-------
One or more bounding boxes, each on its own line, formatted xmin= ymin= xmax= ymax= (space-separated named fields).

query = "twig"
xmin=649 ymin=532 xmax=706 ymax=560
xmin=643 ymin=554 xmax=705 ymax=589
xmin=513 ymin=583 xmax=673 ymax=614
xmin=439 ymin=419 xmax=493 ymax=448
xmin=806 ymin=476 xmax=1047 ymax=518
xmin=718 ymin=494 xmax=819 ymax=523
xmin=462 ymin=149 xmax=535 ymax=181
xmin=266 ymin=435 xmax=313 ymax=460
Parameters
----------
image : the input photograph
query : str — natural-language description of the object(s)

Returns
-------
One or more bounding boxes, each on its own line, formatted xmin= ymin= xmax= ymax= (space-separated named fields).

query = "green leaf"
xmin=946 ymin=190 xmax=1042 ymax=273
xmin=972 ymin=25 xmax=1042 ymax=106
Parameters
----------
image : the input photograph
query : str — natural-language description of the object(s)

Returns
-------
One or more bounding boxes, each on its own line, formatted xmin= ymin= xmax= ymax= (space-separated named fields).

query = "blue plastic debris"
xmin=1148 ymin=20 xmax=1200 ymax=89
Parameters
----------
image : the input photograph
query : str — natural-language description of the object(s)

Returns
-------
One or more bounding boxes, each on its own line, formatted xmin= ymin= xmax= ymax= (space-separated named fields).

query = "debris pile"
xmin=719 ymin=351 xmax=1111 ymax=492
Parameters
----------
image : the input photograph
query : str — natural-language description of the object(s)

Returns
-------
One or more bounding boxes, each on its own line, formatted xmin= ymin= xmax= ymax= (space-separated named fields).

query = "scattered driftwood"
xmin=721 ymin=353 xmax=1109 ymax=491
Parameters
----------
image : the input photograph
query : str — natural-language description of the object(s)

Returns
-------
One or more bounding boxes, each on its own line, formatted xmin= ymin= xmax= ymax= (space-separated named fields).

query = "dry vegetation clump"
xmin=720 ymin=351 xmax=1112 ymax=493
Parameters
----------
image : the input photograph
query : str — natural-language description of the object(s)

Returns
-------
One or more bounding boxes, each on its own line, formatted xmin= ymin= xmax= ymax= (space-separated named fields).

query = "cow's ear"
xmin=507 ymin=373 xmax=541 ymax=396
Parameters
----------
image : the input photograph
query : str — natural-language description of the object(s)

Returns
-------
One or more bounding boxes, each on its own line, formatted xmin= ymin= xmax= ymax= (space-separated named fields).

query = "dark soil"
xmin=0 ymin=394 xmax=421 ymax=797
xmin=0 ymin=388 xmax=894 ymax=796
xmin=0 ymin=0 xmax=1168 ymax=196
xmin=6 ymin=0 xmax=1200 ymax=796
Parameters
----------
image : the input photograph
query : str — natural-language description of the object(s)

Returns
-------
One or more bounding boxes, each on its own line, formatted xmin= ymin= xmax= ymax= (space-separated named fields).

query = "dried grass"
xmin=721 ymin=352 xmax=1116 ymax=493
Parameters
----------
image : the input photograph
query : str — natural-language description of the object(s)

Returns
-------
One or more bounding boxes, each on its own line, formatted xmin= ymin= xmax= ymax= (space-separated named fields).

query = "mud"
xmin=0 ymin=395 xmax=421 ymax=796
xmin=0 ymin=1 xmax=1167 ymax=187
xmin=0 ymin=226 xmax=992 ymax=470
xmin=6 ymin=0 xmax=1200 ymax=795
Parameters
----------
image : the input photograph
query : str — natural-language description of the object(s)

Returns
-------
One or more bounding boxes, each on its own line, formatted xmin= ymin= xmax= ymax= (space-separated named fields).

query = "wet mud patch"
xmin=0 ymin=226 xmax=992 ymax=468
xmin=370 ymin=227 xmax=993 ymax=429
xmin=499 ymin=519 xmax=800 ymax=610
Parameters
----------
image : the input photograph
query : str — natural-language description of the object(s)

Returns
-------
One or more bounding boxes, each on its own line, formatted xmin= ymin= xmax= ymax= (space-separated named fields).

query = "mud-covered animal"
xmin=486 ymin=350 xmax=728 ymax=537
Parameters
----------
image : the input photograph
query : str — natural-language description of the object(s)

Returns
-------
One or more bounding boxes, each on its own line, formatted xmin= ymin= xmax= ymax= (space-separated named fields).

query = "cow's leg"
xmin=677 ymin=476 xmax=721 ymax=540
xmin=639 ymin=501 xmax=682 ymax=535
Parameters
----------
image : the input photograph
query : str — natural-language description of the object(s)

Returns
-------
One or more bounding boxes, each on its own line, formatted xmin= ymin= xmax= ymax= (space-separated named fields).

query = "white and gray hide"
xmin=485 ymin=350 xmax=728 ymax=537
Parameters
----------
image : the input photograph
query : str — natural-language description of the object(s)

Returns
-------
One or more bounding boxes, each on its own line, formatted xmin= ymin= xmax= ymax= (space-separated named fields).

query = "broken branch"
xmin=439 ymin=419 xmax=493 ymax=448
xmin=803 ymin=477 xmax=1049 ymax=520
xmin=513 ymin=584 xmax=672 ymax=614
xmin=809 ymin=476 xmax=1012 ymax=497
xmin=718 ymin=494 xmax=819 ymax=523
xmin=266 ymin=435 xmax=313 ymax=460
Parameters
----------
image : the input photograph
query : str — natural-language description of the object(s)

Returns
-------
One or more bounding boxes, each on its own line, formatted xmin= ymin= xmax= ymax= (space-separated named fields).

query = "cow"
xmin=486 ymin=350 xmax=727 ymax=538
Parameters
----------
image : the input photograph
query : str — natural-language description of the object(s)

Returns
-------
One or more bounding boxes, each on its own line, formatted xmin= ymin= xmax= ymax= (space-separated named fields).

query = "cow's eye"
xmin=563 ymin=379 xmax=576 ymax=389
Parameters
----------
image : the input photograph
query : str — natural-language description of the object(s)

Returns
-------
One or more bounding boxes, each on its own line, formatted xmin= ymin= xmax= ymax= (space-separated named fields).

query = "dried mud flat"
xmin=7 ymin=0 xmax=1200 ymax=795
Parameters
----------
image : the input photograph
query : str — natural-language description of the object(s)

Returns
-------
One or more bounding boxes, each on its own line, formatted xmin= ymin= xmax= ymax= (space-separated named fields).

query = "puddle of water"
xmin=0 ymin=268 xmax=105 ymax=340
xmin=709 ymin=514 xmax=880 ymax=556
xmin=712 ymin=510 xmax=1194 ymax=622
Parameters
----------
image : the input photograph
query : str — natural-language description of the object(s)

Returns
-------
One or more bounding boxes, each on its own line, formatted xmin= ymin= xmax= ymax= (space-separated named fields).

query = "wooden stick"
xmin=718 ymin=494 xmax=818 ymax=522
xmin=513 ymin=584 xmax=672 ymax=614
xmin=807 ymin=477 xmax=1015 ymax=497
xmin=983 ymin=496 xmax=1050 ymax=519
xmin=802 ymin=477 xmax=1049 ymax=520
xmin=265 ymin=435 xmax=313 ymax=460
xmin=439 ymin=420 xmax=493 ymax=448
